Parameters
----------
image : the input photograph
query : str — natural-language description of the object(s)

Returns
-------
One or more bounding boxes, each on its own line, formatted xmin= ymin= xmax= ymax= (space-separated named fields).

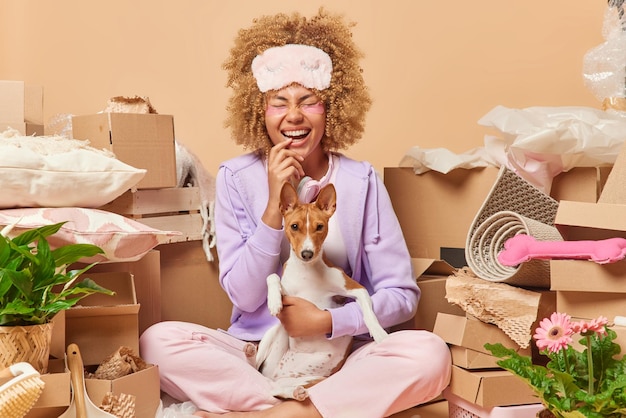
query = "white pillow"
xmin=0 ymin=128 xmax=146 ymax=208
xmin=0 ymin=207 xmax=181 ymax=263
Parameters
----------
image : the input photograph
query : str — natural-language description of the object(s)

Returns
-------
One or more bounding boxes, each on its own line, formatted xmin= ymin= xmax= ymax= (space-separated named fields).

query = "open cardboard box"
xmin=24 ymin=357 xmax=160 ymax=418
xmin=55 ymin=270 xmax=159 ymax=417
xmin=64 ymin=271 xmax=140 ymax=366
xmin=384 ymin=166 xmax=608 ymax=267
xmin=24 ymin=359 xmax=70 ymax=418
xmin=72 ymin=112 xmax=177 ymax=189
xmin=84 ymin=363 xmax=160 ymax=418
xmin=84 ymin=250 xmax=161 ymax=335
xmin=384 ymin=167 xmax=500 ymax=265
xmin=449 ymin=365 xmax=539 ymax=407
xmin=392 ymin=259 xmax=465 ymax=332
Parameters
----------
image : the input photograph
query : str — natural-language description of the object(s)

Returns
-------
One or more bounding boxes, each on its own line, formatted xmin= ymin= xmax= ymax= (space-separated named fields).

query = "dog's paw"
xmin=267 ymin=296 xmax=283 ymax=316
xmin=243 ymin=342 xmax=257 ymax=358
xmin=293 ymin=386 xmax=309 ymax=401
xmin=266 ymin=274 xmax=283 ymax=316
xmin=370 ymin=327 xmax=389 ymax=343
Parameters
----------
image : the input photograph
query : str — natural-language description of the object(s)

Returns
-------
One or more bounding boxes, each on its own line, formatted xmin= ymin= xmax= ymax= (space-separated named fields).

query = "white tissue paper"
xmin=400 ymin=105 xmax=626 ymax=194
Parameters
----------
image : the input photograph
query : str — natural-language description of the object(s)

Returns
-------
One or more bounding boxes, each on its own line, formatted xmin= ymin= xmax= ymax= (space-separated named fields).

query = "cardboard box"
xmin=389 ymin=400 xmax=448 ymax=418
xmin=25 ymin=359 xmax=70 ymax=418
xmin=555 ymin=200 xmax=626 ymax=241
xmin=598 ymin=137 xmax=626 ymax=205
xmin=556 ymin=291 xmax=626 ymax=321
xmin=158 ymin=241 xmax=232 ymax=330
xmin=25 ymin=361 xmax=160 ymax=418
xmin=65 ymin=272 xmax=140 ymax=366
xmin=0 ymin=80 xmax=43 ymax=124
xmin=71 ymin=113 xmax=177 ymax=189
xmin=84 ymin=364 xmax=160 ymax=418
xmin=384 ymin=167 xmax=499 ymax=265
xmin=433 ymin=313 xmax=531 ymax=356
xmin=551 ymin=166 xmax=611 ymax=204
xmin=383 ymin=167 xmax=606 ymax=267
xmin=449 ymin=365 xmax=539 ymax=407
xmin=49 ymin=310 xmax=66 ymax=360
xmin=450 ymin=345 xmax=501 ymax=370
xmin=392 ymin=259 xmax=465 ymax=332
xmin=82 ymin=250 xmax=161 ymax=335
xmin=444 ymin=388 xmax=543 ymax=418
xmin=551 ymin=259 xmax=626 ymax=293
xmin=0 ymin=121 xmax=44 ymax=135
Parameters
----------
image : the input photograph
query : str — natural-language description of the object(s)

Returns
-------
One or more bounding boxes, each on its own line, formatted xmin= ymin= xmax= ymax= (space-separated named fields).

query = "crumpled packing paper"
xmin=400 ymin=105 xmax=626 ymax=194
xmin=445 ymin=269 xmax=545 ymax=349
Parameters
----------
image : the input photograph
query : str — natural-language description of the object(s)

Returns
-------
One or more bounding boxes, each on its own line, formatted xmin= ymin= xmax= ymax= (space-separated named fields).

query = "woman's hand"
xmin=262 ymin=140 xmax=304 ymax=229
xmin=277 ymin=296 xmax=332 ymax=338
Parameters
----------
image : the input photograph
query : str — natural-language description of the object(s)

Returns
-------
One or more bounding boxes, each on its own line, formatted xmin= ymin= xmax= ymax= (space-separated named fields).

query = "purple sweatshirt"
xmin=214 ymin=152 xmax=419 ymax=341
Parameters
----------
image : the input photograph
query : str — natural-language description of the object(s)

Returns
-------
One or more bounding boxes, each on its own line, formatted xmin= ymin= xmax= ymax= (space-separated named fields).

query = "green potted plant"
xmin=0 ymin=221 xmax=114 ymax=372
xmin=485 ymin=312 xmax=626 ymax=418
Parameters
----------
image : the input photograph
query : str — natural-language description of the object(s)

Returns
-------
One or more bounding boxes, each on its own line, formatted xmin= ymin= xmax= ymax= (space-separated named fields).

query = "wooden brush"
xmin=0 ymin=362 xmax=45 ymax=418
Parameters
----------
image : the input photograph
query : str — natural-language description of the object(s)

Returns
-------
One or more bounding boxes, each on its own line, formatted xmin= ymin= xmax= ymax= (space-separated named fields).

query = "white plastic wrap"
xmin=583 ymin=1 xmax=626 ymax=102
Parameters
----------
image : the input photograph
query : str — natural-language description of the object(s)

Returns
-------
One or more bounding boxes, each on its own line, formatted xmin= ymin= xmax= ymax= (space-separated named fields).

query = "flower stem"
xmin=562 ymin=345 xmax=570 ymax=373
xmin=586 ymin=335 xmax=594 ymax=395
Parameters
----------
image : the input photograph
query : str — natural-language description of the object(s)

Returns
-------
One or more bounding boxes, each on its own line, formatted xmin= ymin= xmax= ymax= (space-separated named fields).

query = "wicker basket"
xmin=0 ymin=323 xmax=53 ymax=374
xmin=444 ymin=388 xmax=543 ymax=418
xmin=448 ymin=401 xmax=544 ymax=418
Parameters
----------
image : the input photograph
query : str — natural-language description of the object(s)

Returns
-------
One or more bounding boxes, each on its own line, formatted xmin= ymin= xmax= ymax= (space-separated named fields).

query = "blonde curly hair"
xmin=223 ymin=8 xmax=372 ymax=154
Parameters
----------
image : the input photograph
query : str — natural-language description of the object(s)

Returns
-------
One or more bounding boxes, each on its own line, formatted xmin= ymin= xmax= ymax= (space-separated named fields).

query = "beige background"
xmin=0 ymin=0 xmax=607 ymax=176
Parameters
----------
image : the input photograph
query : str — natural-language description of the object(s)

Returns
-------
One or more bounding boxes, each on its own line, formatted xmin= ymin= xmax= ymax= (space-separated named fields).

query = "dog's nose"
xmin=301 ymin=250 xmax=314 ymax=260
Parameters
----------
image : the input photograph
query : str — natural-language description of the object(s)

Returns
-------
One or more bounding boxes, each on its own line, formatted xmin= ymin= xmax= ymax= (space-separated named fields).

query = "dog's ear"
xmin=315 ymin=184 xmax=336 ymax=216
xmin=279 ymin=182 xmax=299 ymax=214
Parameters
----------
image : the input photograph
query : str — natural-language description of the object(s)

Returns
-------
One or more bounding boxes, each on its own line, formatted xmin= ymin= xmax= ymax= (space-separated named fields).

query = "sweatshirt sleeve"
xmin=214 ymin=165 xmax=284 ymax=313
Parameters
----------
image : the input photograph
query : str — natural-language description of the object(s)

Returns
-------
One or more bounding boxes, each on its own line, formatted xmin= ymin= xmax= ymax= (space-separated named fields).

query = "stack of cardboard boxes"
xmin=550 ymin=145 xmax=626 ymax=355
xmin=384 ymin=164 xmax=612 ymax=416
xmin=72 ymin=110 xmax=232 ymax=333
xmin=25 ymin=110 xmax=184 ymax=417
xmin=0 ymin=80 xmax=44 ymax=135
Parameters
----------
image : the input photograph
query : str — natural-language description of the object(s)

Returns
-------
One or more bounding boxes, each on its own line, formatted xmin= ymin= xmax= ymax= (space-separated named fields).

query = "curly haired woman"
xmin=140 ymin=9 xmax=451 ymax=418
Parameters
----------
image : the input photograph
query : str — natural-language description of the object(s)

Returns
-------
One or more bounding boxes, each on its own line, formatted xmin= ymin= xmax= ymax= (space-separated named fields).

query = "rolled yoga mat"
xmin=465 ymin=167 xmax=562 ymax=288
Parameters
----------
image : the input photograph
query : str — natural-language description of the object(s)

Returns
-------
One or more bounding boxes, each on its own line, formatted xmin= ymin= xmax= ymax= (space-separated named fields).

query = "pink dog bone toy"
xmin=498 ymin=234 xmax=626 ymax=266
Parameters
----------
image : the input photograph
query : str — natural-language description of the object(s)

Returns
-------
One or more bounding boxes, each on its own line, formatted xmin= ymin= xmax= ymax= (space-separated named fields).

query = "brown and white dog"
xmin=254 ymin=182 xmax=388 ymax=401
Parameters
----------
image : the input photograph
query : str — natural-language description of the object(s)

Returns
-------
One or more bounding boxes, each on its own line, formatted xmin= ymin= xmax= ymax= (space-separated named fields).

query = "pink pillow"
xmin=0 ymin=207 xmax=181 ymax=263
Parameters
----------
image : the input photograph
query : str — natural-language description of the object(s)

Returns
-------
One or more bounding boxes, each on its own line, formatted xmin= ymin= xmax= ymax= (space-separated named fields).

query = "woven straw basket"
xmin=0 ymin=323 xmax=53 ymax=374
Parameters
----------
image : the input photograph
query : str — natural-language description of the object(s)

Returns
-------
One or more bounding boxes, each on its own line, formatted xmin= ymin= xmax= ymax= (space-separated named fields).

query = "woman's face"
xmin=264 ymin=84 xmax=326 ymax=159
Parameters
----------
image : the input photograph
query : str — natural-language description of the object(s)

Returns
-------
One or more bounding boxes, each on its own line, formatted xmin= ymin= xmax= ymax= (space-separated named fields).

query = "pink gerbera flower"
xmin=572 ymin=316 xmax=609 ymax=336
xmin=533 ymin=312 xmax=574 ymax=353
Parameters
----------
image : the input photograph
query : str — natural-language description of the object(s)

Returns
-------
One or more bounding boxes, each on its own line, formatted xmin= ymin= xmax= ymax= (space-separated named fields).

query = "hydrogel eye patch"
xmin=265 ymin=102 xmax=325 ymax=116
